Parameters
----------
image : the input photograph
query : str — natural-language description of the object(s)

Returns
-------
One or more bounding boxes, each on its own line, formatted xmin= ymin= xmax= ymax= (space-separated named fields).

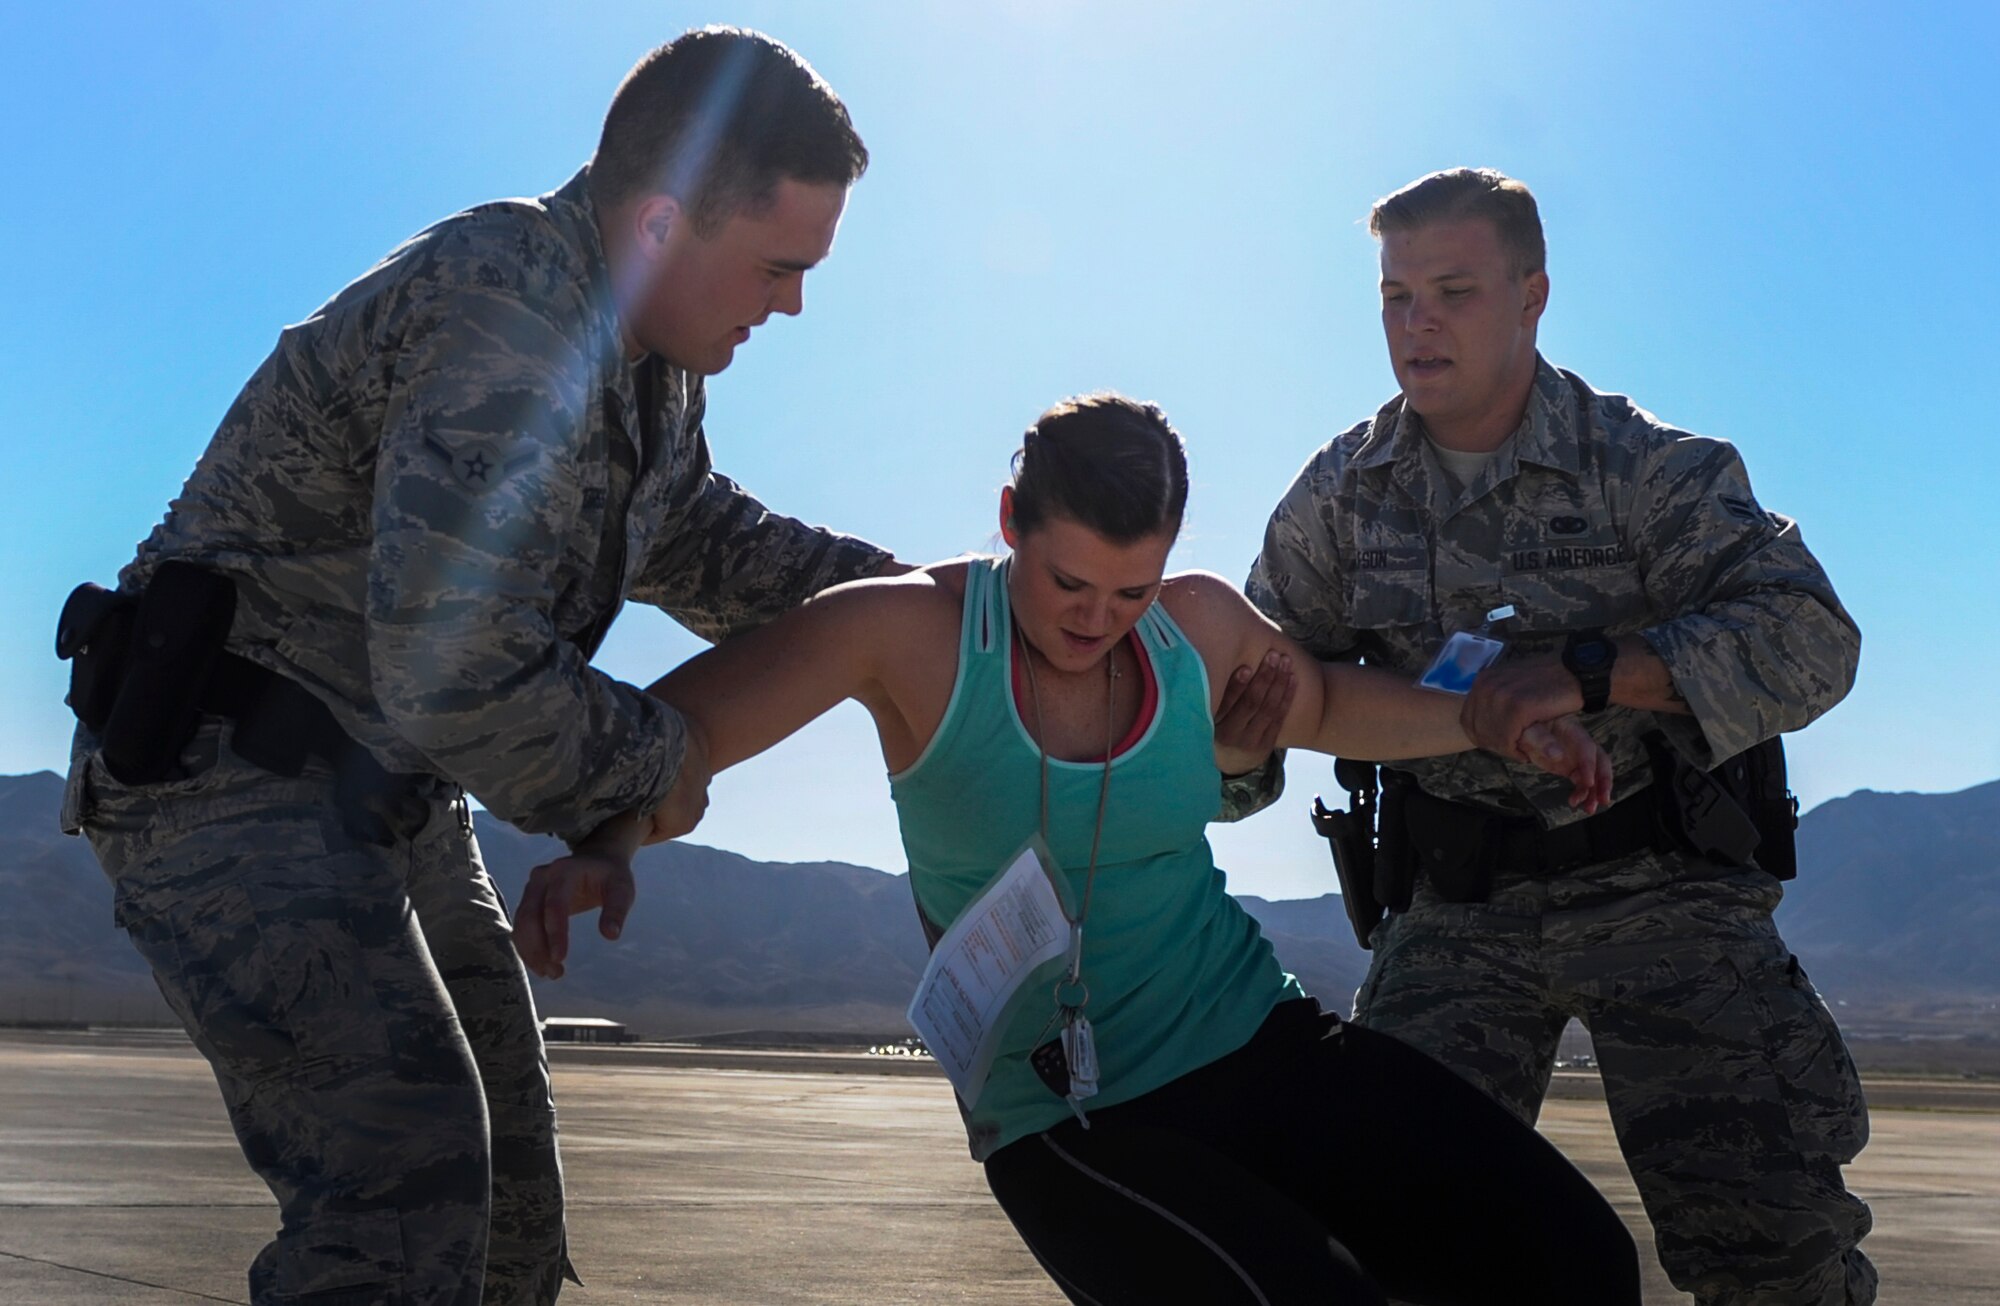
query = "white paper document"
xmin=907 ymin=844 xmax=1069 ymax=1107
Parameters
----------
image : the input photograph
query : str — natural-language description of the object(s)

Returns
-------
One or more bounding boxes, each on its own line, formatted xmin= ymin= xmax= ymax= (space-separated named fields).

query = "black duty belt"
xmin=202 ymin=653 xmax=435 ymax=846
xmin=1390 ymin=779 xmax=1676 ymax=901
xmin=58 ymin=563 xmax=432 ymax=847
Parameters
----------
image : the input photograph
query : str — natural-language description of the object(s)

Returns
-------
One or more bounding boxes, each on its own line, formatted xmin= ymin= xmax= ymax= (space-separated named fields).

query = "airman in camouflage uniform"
xmin=60 ymin=28 xmax=892 ymax=1305
xmin=1245 ymin=169 xmax=1874 ymax=1304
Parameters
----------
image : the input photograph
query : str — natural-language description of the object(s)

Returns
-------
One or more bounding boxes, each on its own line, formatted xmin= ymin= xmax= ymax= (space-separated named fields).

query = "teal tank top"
xmin=891 ymin=556 xmax=1302 ymax=1160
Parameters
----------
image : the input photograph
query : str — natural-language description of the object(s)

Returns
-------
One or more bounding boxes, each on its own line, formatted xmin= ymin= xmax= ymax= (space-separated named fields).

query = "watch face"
xmin=1566 ymin=634 xmax=1615 ymax=674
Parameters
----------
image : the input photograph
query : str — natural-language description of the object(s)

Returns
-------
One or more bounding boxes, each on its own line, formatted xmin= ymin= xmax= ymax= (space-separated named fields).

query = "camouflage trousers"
xmin=1353 ymin=850 xmax=1876 ymax=1306
xmin=64 ymin=721 xmax=570 ymax=1305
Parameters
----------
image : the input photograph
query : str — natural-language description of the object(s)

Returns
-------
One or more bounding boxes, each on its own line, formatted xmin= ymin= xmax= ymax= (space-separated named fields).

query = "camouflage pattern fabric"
xmin=109 ymin=165 xmax=889 ymax=846
xmin=67 ymin=721 xmax=567 ymax=1304
xmin=1357 ymin=856 xmax=1874 ymax=1305
xmin=1217 ymin=751 xmax=1284 ymax=822
xmin=1250 ymin=358 xmax=1860 ymax=815
xmin=1246 ymin=357 xmax=1875 ymax=1304
xmin=64 ymin=165 xmax=890 ymax=1301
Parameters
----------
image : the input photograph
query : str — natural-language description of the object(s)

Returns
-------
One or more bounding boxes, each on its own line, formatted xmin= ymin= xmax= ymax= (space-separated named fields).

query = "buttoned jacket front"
xmin=1250 ymin=358 xmax=1859 ymax=825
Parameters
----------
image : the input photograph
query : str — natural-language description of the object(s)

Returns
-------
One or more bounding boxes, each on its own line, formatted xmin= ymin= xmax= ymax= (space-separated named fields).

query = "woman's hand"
xmin=1513 ymin=716 xmax=1614 ymax=813
xmin=513 ymin=849 xmax=638 ymax=980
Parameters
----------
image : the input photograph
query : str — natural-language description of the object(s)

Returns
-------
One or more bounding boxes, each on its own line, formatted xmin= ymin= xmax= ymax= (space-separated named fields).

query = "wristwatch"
xmin=1561 ymin=629 xmax=1618 ymax=713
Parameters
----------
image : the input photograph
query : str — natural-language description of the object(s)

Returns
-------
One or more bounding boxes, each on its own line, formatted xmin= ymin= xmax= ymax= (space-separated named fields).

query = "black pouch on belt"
xmin=1711 ymin=736 xmax=1800 ymax=880
xmin=1374 ymin=770 xmax=1418 ymax=912
xmin=1399 ymin=786 xmax=1502 ymax=904
xmin=97 ymin=561 xmax=238 ymax=785
xmin=1645 ymin=732 xmax=1763 ymax=870
xmin=55 ymin=582 xmax=137 ymax=732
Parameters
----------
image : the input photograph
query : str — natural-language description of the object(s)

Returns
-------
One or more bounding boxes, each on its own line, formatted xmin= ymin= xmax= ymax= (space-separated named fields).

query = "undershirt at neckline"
xmin=1008 ymin=629 xmax=1161 ymax=763
xmin=1428 ymin=439 xmax=1499 ymax=494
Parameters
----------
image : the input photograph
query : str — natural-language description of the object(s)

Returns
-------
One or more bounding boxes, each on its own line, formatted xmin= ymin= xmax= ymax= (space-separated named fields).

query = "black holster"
xmin=1648 ymin=732 xmax=1798 ymax=878
xmin=1310 ymin=760 xmax=1414 ymax=949
xmin=56 ymin=582 xmax=136 ymax=733
xmin=61 ymin=562 xmax=236 ymax=785
xmin=56 ymin=563 xmax=430 ymax=845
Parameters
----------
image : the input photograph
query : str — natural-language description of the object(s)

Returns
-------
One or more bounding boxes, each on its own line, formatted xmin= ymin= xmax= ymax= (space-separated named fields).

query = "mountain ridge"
xmin=3 ymin=770 xmax=1995 ymax=1042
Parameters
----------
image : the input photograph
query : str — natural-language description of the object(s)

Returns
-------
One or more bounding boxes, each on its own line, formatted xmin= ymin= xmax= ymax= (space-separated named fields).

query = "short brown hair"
xmin=1369 ymin=168 xmax=1545 ymax=277
xmin=590 ymin=27 xmax=868 ymax=234
xmin=1009 ymin=394 xmax=1189 ymax=544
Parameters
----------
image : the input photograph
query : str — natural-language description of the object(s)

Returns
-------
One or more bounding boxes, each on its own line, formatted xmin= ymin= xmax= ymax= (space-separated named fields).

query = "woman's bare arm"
xmin=1162 ymin=572 xmax=1611 ymax=802
xmin=645 ymin=579 xmax=898 ymax=773
xmin=516 ymin=573 xmax=951 ymax=978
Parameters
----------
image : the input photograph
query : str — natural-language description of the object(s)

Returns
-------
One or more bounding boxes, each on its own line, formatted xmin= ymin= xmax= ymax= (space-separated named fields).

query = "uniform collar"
xmin=1512 ymin=356 xmax=1582 ymax=477
xmin=542 ymin=165 xmax=624 ymax=364
xmin=1354 ymin=354 xmax=1580 ymax=480
xmin=550 ymin=167 xmax=702 ymax=462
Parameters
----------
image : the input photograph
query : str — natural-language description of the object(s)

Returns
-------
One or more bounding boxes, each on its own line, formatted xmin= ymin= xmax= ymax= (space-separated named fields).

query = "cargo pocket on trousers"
xmin=275 ymin=1207 xmax=406 ymax=1302
xmin=239 ymin=872 xmax=395 ymax=1088
xmin=124 ymin=869 xmax=392 ymax=1091
xmin=1752 ymin=953 xmax=1869 ymax=1167
xmin=115 ymin=881 xmax=300 ymax=1077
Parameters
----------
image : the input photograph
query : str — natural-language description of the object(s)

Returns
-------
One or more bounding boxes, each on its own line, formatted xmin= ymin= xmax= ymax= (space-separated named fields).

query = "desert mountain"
xmin=3 ymin=771 xmax=1994 ymax=1040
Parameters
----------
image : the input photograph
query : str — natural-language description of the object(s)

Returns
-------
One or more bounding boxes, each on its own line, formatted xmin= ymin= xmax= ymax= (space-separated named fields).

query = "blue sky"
xmin=3 ymin=2 xmax=1995 ymax=900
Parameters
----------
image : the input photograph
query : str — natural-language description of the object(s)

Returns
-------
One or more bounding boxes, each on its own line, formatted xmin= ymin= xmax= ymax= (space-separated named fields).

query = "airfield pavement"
xmin=1 ymin=1028 xmax=1996 ymax=1304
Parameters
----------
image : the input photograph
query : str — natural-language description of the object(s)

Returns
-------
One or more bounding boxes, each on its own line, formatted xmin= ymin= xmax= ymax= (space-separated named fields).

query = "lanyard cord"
xmin=1010 ymin=578 xmax=1115 ymax=989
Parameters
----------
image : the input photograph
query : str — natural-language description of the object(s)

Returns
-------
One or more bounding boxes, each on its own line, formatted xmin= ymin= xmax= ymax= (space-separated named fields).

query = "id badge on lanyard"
xmin=1055 ymin=921 xmax=1099 ymax=1124
xmin=1416 ymin=604 xmax=1515 ymax=695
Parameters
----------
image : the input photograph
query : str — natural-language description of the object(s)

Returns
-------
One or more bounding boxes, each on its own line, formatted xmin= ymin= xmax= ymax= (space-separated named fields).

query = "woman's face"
xmin=1002 ymin=491 xmax=1175 ymax=675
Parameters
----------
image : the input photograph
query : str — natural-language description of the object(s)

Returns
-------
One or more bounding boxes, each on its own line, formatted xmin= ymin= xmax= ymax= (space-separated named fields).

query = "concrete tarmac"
xmin=1 ymin=1029 xmax=1995 ymax=1304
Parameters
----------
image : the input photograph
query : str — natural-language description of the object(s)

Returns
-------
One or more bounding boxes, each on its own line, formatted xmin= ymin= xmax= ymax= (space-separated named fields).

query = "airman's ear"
xmin=633 ymin=194 xmax=685 ymax=258
xmin=1521 ymin=269 xmax=1550 ymax=328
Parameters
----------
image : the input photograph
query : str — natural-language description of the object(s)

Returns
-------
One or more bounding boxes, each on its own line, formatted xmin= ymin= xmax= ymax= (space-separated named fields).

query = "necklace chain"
xmin=1011 ymin=583 xmax=1115 ymax=978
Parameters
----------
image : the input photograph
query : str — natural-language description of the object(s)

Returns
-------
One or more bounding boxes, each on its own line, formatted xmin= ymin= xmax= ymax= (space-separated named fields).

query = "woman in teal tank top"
xmin=517 ymin=395 xmax=1640 ymax=1305
xmin=894 ymin=551 xmax=1303 ymax=1160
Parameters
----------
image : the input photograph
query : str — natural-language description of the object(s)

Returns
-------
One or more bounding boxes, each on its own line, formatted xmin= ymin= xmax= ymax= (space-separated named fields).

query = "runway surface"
xmin=2 ymin=1029 xmax=1995 ymax=1303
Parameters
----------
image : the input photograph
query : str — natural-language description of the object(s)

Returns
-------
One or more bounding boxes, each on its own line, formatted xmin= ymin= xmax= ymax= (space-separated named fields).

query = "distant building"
xmin=1554 ymin=1019 xmax=1597 ymax=1070
xmin=541 ymin=1016 xmax=629 ymax=1045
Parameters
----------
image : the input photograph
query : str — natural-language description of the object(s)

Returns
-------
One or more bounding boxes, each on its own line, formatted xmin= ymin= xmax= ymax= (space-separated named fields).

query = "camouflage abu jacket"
xmin=1248 ymin=356 xmax=1859 ymax=826
xmin=109 ymin=167 xmax=890 ymax=844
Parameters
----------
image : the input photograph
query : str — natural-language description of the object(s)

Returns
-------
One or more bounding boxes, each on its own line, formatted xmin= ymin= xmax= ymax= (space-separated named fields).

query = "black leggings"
xmin=983 ymin=1000 xmax=1641 ymax=1306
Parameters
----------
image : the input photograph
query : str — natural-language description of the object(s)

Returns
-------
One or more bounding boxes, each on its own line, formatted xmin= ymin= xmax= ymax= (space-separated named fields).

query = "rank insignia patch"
xmin=423 ymin=436 xmax=538 ymax=491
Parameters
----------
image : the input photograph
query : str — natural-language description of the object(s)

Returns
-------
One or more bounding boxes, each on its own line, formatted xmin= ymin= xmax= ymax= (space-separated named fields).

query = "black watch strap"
xmin=1562 ymin=630 xmax=1617 ymax=714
